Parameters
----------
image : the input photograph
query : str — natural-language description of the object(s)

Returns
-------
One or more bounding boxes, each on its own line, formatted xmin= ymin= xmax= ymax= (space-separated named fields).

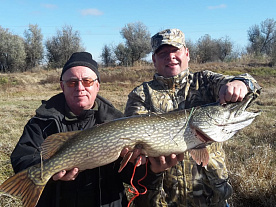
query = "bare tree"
xmin=196 ymin=34 xmax=216 ymax=63
xmin=24 ymin=24 xmax=44 ymax=70
xmin=247 ymin=18 xmax=276 ymax=56
xmin=271 ymin=37 xmax=276 ymax=66
xmin=120 ymin=22 xmax=151 ymax=66
xmin=194 ymin=34 xmax=233 ymax=63
xmin=185 ymin=39 xmax=196 ymax=62
xmin=114 ymin=43 xmax=131 ymax=66
xmin=260 ymin=18 xmax=276 ymax=55
xmin=101 ymin=44 xmax=115 ymax=67
xmin=45 ymin=25 xmax=85 ymax=68
xmin=215 ymin=36 xmax=233 ymax=62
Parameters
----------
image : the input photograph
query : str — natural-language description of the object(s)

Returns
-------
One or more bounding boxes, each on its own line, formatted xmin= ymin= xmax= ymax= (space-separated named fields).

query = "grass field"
xmin=0 ymin=62 xmax=275 ymax=207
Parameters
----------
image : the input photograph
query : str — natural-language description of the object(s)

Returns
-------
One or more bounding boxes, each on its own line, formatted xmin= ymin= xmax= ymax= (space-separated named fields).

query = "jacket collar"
xmin=154 ymin=68 xmax=189 ymax=90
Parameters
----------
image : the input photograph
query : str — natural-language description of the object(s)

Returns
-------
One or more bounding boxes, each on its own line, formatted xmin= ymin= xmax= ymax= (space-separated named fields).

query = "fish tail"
xmin=0 ymin=169 xmax=45 ymax=207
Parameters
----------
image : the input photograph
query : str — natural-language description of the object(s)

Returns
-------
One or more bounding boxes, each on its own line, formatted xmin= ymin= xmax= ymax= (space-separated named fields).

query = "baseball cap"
xmin=151 ymin=28 xmax=186 ymax=54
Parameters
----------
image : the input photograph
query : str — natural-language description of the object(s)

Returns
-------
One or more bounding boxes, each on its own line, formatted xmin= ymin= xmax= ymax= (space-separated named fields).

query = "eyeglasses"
xmin=62 ymin=78 xmax=98 ymax=87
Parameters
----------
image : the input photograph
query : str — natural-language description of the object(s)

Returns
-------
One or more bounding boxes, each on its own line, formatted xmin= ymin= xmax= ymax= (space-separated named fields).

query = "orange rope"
xmin=127 ymin=156 xmax=148 ymax=207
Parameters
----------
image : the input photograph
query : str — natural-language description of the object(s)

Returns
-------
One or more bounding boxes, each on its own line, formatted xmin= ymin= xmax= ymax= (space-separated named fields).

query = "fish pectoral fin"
xmin=41 ymin=131 xmax=81 ymax=160
xmin=118 ymin=151 xmax=133 ymax=173
xmin=189 ymin=148 xmax=209 ymax=167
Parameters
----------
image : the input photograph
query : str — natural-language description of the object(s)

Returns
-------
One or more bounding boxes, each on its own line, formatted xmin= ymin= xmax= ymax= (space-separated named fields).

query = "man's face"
xmin=60 ymin=66 xmax=100 ymax=115
xmin=152 ymin=45 xmax=190 ymax=78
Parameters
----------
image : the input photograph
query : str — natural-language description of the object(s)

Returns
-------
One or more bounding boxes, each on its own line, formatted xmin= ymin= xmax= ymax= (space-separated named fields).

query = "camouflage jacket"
xmin=124 ymin=69 xmax=261 ymax=207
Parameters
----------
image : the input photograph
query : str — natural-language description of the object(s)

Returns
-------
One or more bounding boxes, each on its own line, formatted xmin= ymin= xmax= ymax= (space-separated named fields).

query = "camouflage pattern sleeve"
xmin=230 ymin=73 xmax=262 ymax=96
xmin=199 ymin=70 xmax=261 ymax=99
xmin=125 ymin=84 xmax=150 ymax=116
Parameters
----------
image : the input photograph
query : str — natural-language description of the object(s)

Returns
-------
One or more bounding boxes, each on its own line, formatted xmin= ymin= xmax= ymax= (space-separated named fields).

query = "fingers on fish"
xmin=189 ymin=148 xmax=209 ymax=167
xmin=119 ymin=151 xmax=134 ymax=172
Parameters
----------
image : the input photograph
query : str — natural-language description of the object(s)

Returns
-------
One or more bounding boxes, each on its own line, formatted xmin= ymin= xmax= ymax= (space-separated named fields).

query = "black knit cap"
xmin=60 ymin=52 xmax=100 ymax=82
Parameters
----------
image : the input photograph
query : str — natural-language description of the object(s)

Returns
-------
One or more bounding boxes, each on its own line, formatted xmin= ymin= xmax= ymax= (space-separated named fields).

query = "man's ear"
xmin=152 ymin=54 xmax=156 ymax=67
xmin=186 ymin=48 xmax=190 ymax=62
xmin=96 ymin=81 xmax=100 ymax=92
xmin=60 ymin=81 xmax=65 ymax=92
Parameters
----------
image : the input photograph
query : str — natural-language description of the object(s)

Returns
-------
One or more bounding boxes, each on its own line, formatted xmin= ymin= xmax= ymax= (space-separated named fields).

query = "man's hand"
xmin=120 ymin=147 xmax=146 ymax=166
xmin=219 ymin=80 xmax=248 ymax=105
xmin=52 ymin=168 xmax=79 ymax=181
xmin=148 ymin=153 xmax=184 ymax=173
xmin=120 ymin=148 xmax=184 ymax=173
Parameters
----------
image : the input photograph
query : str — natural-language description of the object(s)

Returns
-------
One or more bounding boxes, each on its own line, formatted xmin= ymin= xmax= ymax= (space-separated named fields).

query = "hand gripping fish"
xmin=0 ymin=94 xmax=260 ymax=207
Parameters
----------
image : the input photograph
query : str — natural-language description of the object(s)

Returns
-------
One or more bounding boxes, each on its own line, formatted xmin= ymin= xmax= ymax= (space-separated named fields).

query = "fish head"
xmin=189 ymin=94 xmax=260 ymax=143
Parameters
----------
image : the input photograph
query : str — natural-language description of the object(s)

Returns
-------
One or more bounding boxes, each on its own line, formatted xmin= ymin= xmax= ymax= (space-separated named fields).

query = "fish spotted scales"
xmin=0 ymin=94 xmax=260 ymax=207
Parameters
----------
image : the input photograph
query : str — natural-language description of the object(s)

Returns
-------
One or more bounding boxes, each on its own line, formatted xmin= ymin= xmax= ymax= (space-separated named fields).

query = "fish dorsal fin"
xmin=41 ymin=131 xmax=81 ymax=160
xmin=189 ymin=147 xmax=209 ymax=167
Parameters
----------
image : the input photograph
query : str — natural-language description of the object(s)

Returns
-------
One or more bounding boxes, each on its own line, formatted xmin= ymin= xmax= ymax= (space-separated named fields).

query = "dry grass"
xmin=0 ymin=63 xmax=275 ymax=206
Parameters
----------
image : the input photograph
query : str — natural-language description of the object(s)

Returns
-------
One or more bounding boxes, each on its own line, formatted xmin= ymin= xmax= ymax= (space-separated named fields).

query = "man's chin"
xmin=74 ymin=96 xmax=88 ymax=101
xmin=164 ymin=70 xmax=181 ymax=77
xmin=74 ymin=99 xmax=89 ymax=108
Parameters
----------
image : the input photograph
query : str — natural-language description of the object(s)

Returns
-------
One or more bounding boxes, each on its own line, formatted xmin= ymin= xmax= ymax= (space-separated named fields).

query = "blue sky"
xmin=1 ymin=0 xmax=275 ymax=62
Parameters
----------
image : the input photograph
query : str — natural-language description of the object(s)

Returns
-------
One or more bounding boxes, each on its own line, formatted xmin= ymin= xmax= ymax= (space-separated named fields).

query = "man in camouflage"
xmin=124 ymin=29 xmax=261 ymax=207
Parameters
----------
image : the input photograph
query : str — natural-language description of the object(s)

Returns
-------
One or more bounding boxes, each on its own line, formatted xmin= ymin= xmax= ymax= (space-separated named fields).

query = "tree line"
xmin=0 ymin=25 xmax=84 ymax=72
xmin=0 ymin=18 xmax=275 ymax=73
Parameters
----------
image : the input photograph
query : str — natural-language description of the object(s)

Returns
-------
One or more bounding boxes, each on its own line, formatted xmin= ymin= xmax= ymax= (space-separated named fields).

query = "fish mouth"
xmin=195 ymin=129 xmax=214 ymax=143
xmin=190 ymin=94 xmax=261 ymax=143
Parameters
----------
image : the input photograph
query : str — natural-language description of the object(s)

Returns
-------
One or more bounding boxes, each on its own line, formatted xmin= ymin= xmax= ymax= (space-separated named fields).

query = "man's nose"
xmin=76 ymin=80 xmax=85 ymax=90
xmin=166 ymin=52 xmax=176 ymax=59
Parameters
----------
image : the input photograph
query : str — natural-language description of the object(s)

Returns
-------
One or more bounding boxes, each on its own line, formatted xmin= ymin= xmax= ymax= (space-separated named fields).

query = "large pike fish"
xmin=0 ymin=95 xmax=260 ymax=207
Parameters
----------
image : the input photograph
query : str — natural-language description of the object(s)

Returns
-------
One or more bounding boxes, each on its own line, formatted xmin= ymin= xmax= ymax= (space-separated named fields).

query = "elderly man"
xmin=125 ymin=29 xmax=261 ymax=207
xmin=10 ymin=52 xmax=128 ymax=207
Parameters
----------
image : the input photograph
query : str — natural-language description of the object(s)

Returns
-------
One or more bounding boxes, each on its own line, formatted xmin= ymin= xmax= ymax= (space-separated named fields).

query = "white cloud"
xmin=207 ymin=4 xmax=227 ymax=10
xmin=41 ymin=4 xmax=57 ymax=9
xmin=81 ymin=8 xmax=103 ymax=16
